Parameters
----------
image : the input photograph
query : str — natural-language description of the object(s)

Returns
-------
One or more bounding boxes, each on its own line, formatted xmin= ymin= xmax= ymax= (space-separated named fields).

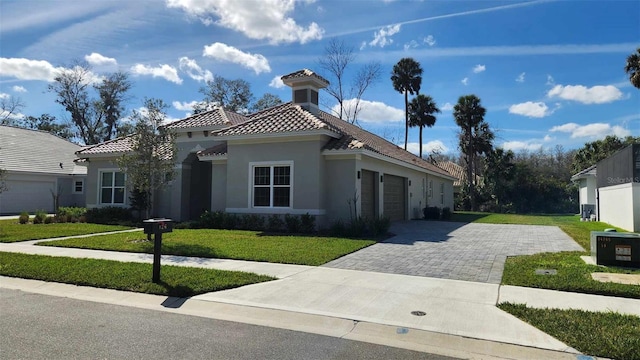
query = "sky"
xmin=1 ymin=0 xmax=639 ymax=155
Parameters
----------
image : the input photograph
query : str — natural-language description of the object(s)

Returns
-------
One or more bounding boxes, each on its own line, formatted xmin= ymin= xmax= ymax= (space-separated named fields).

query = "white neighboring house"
xmin=0 ymin=126 xmax=87 ymax=214
xmin=571 ymin=144 xmax=640 ymax=232
xmin=570 ymin=164 xmax=597 ymax=218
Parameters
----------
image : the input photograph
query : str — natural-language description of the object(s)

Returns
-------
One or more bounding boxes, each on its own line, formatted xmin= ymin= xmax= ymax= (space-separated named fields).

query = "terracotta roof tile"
xmin=436 ymin=161 xmax=465 ymax=187
xmin=198 ymin=143 xmax=227 ymax=156
xmin=281 ymin=69 xmax=329 ymax=85
xmin=75 ymin=134 xmax=173 ymax=160
xmin=165 ymin=108 xmax=248 ymax=129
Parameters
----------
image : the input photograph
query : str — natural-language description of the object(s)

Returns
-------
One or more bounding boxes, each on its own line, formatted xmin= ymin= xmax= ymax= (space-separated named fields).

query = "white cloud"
xmin=461 ymin=77 xmax=469 ymax=86
xmin=368 ymin=24 xmax=401 ymax=48
xmin=546 ymin=75 xmax=555 ymax=86
xmin=0 ymin=57 xmax=62 ymax=81
xmin=178 ymin=57 xmax=213 ymax=82
xmin=407 ymin=140 xmax=449 ymax=156
xmin=12 ymin=85 xmax=27 ymax=93
xmin=441 ymin=102 xmax=453 ymax=111
xmin=172 ymin=100 xmax=199 ymax=111
xmin=335 ymin=99 xmax=404 ymax=124
xmin=516 ymin=72 xmax=525 ymax=83
xmin=543 ymin=135 xmax=553 ymax=142
xmin=166 ymin=0 xmax=323 ymax=44
xmin=501 ymin=141 xmax=543 ymax=152
xmin=203 ymin=42 xmax=271 ymax=74
xmin=550 ymin=122 xmax=631 ymax=139
xmin=403 ymin=40 xmax=418 ymax=51
xmin=0 ymin=93 xmax=9 ymax=99
xmin=472 ymin=64 xmax=486 ymax=73
xmin=130 ymin=63 xmax=182 ymax=84
xmin=547 ymin=84 xmax=623 ymax=104
xmin=269 ymin=75 xmax=285 ymax=89
xmin=84 ymin=52 xmax=117 ymax=66
xmin=509 ymin=101 xmax=554 ymax=118
xmin=424 ymin=35 xmax=436 ymax=46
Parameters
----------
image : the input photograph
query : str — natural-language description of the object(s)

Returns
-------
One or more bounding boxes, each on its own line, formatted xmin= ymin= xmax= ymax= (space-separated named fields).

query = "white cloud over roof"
xmin=334 ymin=99 xmax=404 ymax=124
xmin=547 ymin=84 xmax=623 ymax=104
xmin=473 ymin=64 xmax=486 ymax=73
xmin=368 ymin=24 xmax=401 ymax=48
xmin=501 ymin=140 xmax=543 ymax=152
xmin=203 ymin=42 xmax=271 ymax=74
xmin=130 ymin=63 xmax=182 ymax=84
xmin=550 ymin=122 xmax=631 ymax=139
xmin=178 ymin=57 xmax=213 ymax=82
xmin=509 ymin=101 xmax=554 ymax=118
xmin=0 ymin=57 xmax=62 ymax=81
xmin=269 ymin=75 xmax=285 ymax=89
xmin=84 ymin=52 xmax=117 ymax=66
xmin=12 ymin=85 xmax=27 ymax=93
xmin=166 ymin=0 xmax=323 ymax=44
xmin=407 ymin=140 xmax=449 ymax=155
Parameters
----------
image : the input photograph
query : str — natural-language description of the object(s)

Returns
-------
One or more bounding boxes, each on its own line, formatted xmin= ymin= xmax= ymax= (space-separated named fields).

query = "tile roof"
xmin=165 ymin=107 xmax=248 ymax=129
xmin=75 ymin=134 xmax=174 ymax=160
xmin=571 ymin=164 xmax=597 ymax=180
xmin=0 ymin=125 xmax=86 ymax=175
xmin=436 ymin=161 xmax=465 ymax=187
xmin=198 ymin=143 xmax=227 ymax=157
xmin=281 ymin=69 xmax=329 ymax=85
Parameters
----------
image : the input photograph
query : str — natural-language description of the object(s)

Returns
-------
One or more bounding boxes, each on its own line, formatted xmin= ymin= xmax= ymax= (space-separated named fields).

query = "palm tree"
xmin=391 ymin=58 xmax=423 ymax=150
xmin=625 ymin=48 xmax=640 ymax=89
xmin=408 ymin=94 xmax=440 ymax=158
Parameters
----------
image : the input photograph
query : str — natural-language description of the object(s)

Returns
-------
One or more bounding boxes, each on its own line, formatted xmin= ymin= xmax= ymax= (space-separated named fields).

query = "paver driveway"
xmin=324 ymin=221 xmax=584 ymax=283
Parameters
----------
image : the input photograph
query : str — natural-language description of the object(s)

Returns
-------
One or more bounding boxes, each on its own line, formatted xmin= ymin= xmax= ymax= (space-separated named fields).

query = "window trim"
xmin=248 ymin=161 xmax=294 ymax=209
xmin=428 ymin=180 xmax=433 ymax=198
xmin=440 ymin=182 xmax=445 ymax=206
xmin=98 ymin=169 xmax=127 ymax=206
xmin=72 ymin=179 xmax=84 ymax=194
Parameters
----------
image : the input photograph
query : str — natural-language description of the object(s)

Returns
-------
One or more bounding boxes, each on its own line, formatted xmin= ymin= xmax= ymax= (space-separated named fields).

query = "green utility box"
xmin=590 ymin=231 xmax=640 ymax=268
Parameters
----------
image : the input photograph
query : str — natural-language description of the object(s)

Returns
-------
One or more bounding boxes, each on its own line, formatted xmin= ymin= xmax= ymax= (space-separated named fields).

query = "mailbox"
xmin=591 ymin=231 xmax=640 ymax=268
xmin=143 ymin=219 xmax=173 ymax=235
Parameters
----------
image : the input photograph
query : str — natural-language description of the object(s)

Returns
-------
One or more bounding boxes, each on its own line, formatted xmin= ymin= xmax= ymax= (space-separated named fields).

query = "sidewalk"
xmin=1 ymin=234 xmax=638 ymax=359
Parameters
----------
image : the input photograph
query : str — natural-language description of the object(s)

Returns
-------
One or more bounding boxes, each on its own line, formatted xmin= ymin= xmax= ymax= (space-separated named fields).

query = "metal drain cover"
xmin=411 ymin=310 xmax=426 ymax=316
xmin=535 ymin=269 xmax=557 ymax=275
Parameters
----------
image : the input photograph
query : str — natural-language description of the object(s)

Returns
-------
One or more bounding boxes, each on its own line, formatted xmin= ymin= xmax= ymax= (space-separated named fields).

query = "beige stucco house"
xmin=76 ymin=69 xmax=455 ymax=227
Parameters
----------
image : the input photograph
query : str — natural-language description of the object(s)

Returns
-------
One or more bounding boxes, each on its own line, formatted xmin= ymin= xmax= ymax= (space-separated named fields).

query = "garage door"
xmin=0 ymin=180 xmax=55 ymax=214
xmin=383 ymin=174 xmax=406 ymax=221
xmin=360 ymin=170 xmax=376 ymax=219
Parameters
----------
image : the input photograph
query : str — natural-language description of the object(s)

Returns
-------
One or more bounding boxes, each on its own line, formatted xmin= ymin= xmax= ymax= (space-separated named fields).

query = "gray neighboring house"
xmin=0 ymin=125 xmax=87 ymax=214
xmin=76 ymin=69 xmax=456 ymax=227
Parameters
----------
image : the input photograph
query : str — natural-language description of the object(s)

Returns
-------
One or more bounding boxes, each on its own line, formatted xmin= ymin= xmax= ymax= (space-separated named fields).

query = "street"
xmin=0 ymin=288 xmax=457 ymax=359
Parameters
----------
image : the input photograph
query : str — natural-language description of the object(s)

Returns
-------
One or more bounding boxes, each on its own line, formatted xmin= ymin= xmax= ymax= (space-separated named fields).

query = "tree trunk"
xmin=404 ymin=90 xmax=408 ymax=150
xmin=419 ymin=127 xmax=423 ymax=158
xmin=467 ymin=124 xmax=475 ymax=211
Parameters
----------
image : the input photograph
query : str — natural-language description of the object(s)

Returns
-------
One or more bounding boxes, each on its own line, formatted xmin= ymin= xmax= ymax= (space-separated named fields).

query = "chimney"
xmin=281 ymin=69 xmax=329 ymax=115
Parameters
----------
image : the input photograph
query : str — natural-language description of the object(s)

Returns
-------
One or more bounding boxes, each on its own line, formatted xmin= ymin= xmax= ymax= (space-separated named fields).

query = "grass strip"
xmin=0 ymin=252 xmax=274 ymax=297
xmin=38 ymin=229 xmax=376 ymax=266
xmin=499 ymin=303 xmax=640 ymax=360
xmin=0 ymin=220 xmax=132 ymax=243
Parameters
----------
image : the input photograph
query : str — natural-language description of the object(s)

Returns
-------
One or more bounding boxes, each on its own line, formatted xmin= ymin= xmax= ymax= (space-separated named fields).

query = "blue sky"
xmin=1 ymin=0 xmax=638 ymax=154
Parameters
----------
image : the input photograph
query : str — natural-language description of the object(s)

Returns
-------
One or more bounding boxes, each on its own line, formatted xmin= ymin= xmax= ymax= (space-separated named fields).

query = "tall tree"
xmin=19 ymin=114 xmax=74 ymax=140
xmin=194 ymin=75 xmax=252 ymax=114
xmin=407 ymin=94 xmax=440 ymax=158
xmin=318 ymin=39 xmax=381 ymax=123
xmin=48 ymin=62 xmax=131 ymax=145
xmin=453 ymin=94 xmax=491 ymax=211
xmin=572 ymin=135 xmax=639 ymax=173
xmin=391 ymin=58 xmax=423 ymax=150
xmin=625 ymin=48 xmax=640 ymax=89
xmin=117 ymin=98 xmax=177 ymax=219
xmin=250 ymin=93 xmax=283 ymax=113
xmin=0 ymin=95 xmax=25 ymax=124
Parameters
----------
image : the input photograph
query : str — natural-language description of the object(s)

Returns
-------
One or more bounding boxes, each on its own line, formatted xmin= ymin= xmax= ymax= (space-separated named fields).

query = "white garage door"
xmin=0 ymin=180 xmax=55 ymax=214
xmin=383 ymin=174 xmax=406 ymax=221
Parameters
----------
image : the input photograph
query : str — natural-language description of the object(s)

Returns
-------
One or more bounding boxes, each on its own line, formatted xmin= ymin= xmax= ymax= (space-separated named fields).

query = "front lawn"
xmin=38 ymin=229 xmax=376 ymax=266
xmin=0 ymin=220 xmax=133 ymax=243
xmin=0 ymin=252 xmax=274 ymax=297
xmin=499 ymin=303 xmax=640 ymax=360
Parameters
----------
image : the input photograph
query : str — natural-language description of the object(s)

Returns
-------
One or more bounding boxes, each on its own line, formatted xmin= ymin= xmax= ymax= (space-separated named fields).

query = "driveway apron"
xmin=324 ymin=221 xmax=584 ymax=283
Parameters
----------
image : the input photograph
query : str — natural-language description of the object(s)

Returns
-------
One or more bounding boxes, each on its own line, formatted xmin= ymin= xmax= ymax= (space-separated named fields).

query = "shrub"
xmin=441 ymin=207 xmax=452 ymax=221
xmin=329 ymin=219 xmax=346 ymax=237
xmin=284 ymin=214 xmax=301 ymax=233
xmin=197 ymin=210 xmax=225 ymax=229
xmin=85 ymin=206 xmax=132 ymax=225
xmin=267 ymin=214 xmax=284 ymax=233
xmin=240 ymin=214 xmax=264 ymax=231
xmin=18 ymin=212 xmax=29 ymax=224
xmin=368 ymin=216 xmax=391 ymax=237
xmin=222 ymin=213 xmax=238 ymax=230
xmin=44 ymin=216 xmax=54 ymax=224
xmin=299 ymin=213 xmax=316 ymax=234
xmin=57 ymin=207 xmax=87 ymax=223
xmin=33 ymin=210 xmax=47 ymax=224
xmin=423 ymin=206 xmax=440 ymax=220
xmin=347 ymin=216 xmax=367 ymax=238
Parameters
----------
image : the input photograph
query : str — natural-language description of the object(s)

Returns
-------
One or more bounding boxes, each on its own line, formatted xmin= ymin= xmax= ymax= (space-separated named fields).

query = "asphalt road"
xmin=0 ymin=289 xmax=458 ymax=360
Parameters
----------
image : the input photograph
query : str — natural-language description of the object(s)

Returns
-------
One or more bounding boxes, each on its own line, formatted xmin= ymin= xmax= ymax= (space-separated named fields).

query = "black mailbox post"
xmin=591 ymin=231 xmax=640 ymax=268
xmin=143 ymin=218 xmax=173 ymax=283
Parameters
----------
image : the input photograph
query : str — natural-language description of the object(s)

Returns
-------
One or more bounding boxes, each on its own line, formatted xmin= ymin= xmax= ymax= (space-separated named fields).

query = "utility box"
xmin=143 ymin=219 xmax=173 ymax=235
xmin=590 ymin=231 xmax=640 ymax=268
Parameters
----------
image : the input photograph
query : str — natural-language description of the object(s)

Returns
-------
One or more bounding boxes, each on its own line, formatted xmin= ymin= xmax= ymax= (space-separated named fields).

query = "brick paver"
xmin=324 ymin=221 xmax=584 ymax=283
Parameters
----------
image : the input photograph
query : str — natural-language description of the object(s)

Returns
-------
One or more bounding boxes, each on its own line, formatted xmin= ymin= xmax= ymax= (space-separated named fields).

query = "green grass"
xmin=0 ymin=219 xmax=133 ymax=243
xmin=499 ymin=303 xmax=640 ymax=360
xmin=452 ymin=212 xmax=640 ymax=299
xmin=38 ymin=229 xmax=376 ymax=266
xmin=0 ymin=252 xmax=274 ymax=297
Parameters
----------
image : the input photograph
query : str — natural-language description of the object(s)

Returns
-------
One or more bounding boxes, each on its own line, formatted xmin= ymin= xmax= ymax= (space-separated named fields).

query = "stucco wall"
xmin=578 ymin=177 xmax=597 ymax=207
xmin=324 ymin=157 xmax=358 ymax=224
xmin=598 ymin=182 xmax=640 ymax=232
xmin=211 ymin=162 xmax=227 ymax=211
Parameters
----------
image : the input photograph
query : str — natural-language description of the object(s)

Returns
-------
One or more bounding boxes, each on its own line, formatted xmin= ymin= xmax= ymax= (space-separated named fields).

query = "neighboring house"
xmin=436 ymin=161 xmax=465 ymax=196
xmin=570 ymin=164 xmax=597 ymax=218
xmin=571 ymin=144 xmax=640 ymax=232
xmin=76 ymin=69 xmax=456 ymax=227
xmin=0 ymin=126 xmax=87 ymax=214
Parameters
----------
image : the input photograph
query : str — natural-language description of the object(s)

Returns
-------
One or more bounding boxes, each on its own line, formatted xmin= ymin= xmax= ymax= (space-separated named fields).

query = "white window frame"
xmin=72 ymin=179 xmax=84 ymax=194
xmin=440 ymin=182 xmax=445 ymax=206
xmin=428 ymin=179 xmax=433 ymax=198
xmin=249 ymin=161 xmax=294 ymax=209
xmin=98 ymin=169 xmax=127 ymax=206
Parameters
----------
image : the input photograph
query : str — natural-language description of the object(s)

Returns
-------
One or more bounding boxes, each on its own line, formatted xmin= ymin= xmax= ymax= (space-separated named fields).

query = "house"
xmin=570 ymin=164 xmax=597 ymax=218
xmin=436 ymin=161 xmax=465 ymax=196
xmin=0 ymin=125 xmax=87 ymax=214
xmin=76 ymin=69 xmax=456 ymax=227
xmin=571 ymin=144 xmax=640 ymax=232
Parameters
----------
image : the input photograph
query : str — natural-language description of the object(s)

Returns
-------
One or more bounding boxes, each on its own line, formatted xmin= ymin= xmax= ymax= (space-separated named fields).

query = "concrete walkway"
xmin=326 ymin=221 xmax=584 ymax=283
xmin=1 ymin=229 xmax=638 ymax=359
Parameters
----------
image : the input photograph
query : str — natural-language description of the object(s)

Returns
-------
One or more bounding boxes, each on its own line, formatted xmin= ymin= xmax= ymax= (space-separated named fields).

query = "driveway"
xmin=324 ymin=221 xmax=584 ymax=283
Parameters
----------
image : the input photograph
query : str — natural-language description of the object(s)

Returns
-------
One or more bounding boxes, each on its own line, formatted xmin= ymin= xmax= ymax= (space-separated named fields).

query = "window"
xmin=252 ymin=164 xmax=292 ymax=208
xmin=100 ymin=171 xmax=126 ymax=204
xmin=294 ymin=89 xmax=308 ymax=103
xmin=440 ymin=182 xmax=445 ymax=206
xmin=428 ymin=180 xmax=433 ymax=198
xmin=73 ymin=180 xmax=84 ymax=194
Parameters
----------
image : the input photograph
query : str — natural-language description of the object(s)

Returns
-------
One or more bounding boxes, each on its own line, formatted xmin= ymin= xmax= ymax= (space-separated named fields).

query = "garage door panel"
xmin=383 ymin=174 xmax=406 ymax=221
xmin=0 ymin=180 xmax=55 ymax=214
